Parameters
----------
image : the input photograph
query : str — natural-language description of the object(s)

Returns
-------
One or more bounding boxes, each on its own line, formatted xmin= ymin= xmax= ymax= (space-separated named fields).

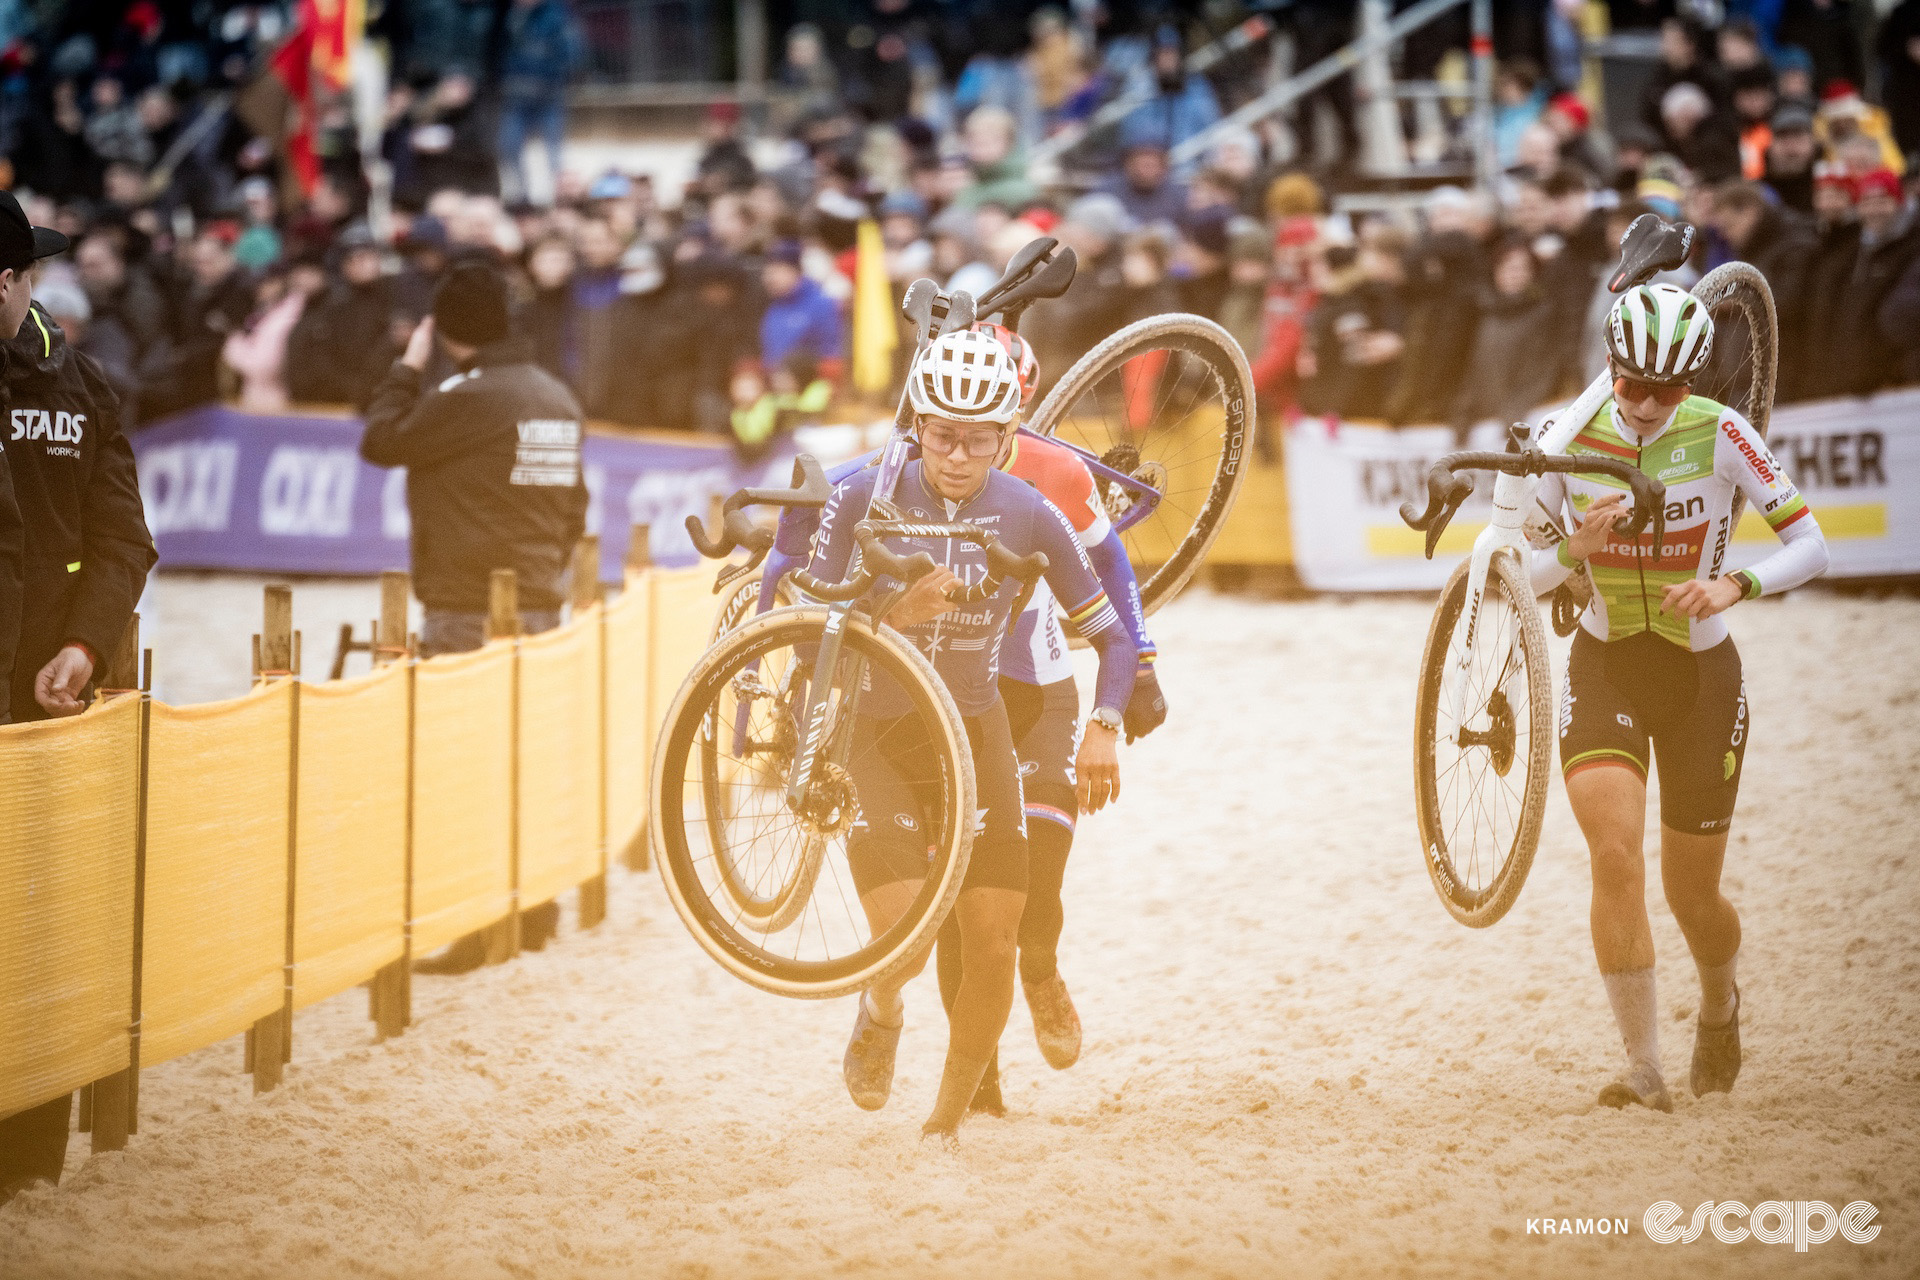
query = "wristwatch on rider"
xmin=1087 ymin=706 xmax=1124 ymax=735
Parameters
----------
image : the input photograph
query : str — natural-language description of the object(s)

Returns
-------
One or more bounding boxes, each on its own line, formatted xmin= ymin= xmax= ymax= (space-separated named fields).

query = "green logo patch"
xmin=1723 ymin=750 xmax=1737 ymax=781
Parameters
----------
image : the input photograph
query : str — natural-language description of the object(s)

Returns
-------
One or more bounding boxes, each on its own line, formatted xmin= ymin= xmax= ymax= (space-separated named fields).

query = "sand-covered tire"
xmin=1413 ymin=552 xmax=1552 ymax=928
xmin=652 ymin=605 xmax=975 ymax=998
xmin=1026 ymin=313 xmax=1252 ymax=622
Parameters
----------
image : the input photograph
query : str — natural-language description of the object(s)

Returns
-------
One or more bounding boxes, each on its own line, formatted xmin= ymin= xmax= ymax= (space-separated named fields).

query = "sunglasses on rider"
xmin=918 ymin=418 xmax=1008 ymax=459
xmin=1610 ymin=366 xmax=1691 ymax=408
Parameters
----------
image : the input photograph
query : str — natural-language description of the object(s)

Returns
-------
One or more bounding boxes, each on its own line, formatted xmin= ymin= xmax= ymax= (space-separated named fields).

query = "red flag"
xmin=270 ymin=0 xmax=319 ymax=195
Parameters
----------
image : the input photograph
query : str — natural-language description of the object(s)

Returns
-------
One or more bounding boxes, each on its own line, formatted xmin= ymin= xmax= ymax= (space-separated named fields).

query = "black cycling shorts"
xmin=845 ymin=697 xmax=1029 ymax=896
xmin=1558 ymin=629 xmax=1748 ymax=835
xmin=999 ymin=674 xmax=1080 ymax=833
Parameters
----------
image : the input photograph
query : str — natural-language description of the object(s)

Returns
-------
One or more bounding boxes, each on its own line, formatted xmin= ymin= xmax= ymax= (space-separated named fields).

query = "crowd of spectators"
xmin=1 ymin=0 xmax=1918 ymax=450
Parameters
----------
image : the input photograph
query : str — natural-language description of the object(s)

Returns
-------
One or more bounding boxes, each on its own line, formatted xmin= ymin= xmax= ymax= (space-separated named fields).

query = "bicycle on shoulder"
xmin=651 ymin=243 xmax=1138 ymax=1009
xmin=707 ymin=237 xmax=1253 ymax=641
xmin=1400 ymin=214 xmax=1784 ymax=928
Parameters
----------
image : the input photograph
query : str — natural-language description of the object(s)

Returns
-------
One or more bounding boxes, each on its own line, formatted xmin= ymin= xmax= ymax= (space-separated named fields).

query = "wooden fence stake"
xmin=370 ymin=571 xmax=412 ymax=1038
xmin=573 ymin=537 xmax=609 ymax=930
xmin=251 ymin=586 xmax=295 ymax=1093
xmin=484 ymin=570 xmax=521 ymax=964
xmin=86 ymin=614 xmax=143 ymax=1151
xmin=620 ymin=526 xmax=651 ymax=871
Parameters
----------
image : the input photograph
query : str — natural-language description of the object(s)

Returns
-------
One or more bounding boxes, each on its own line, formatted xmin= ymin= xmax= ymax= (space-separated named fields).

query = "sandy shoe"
xmin=843 ymin=1002 xmax=902 ymax=1111
xmin=1023 ymin=972 xmax=1082 ymax=1070
xmin=1598 ymin=1062 xmax=1674 ymax=1113
xmin=1690 ymin=986 xmax=1741 ymax=1097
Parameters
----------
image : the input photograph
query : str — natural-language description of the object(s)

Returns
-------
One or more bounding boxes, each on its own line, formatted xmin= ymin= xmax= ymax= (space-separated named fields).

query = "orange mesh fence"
xmin=518 ymin=613 xmax=603 ymax=906
xmin=293 ymin=663 xmax=409 ymax=1010
xmin=0 ymin=697 xmax=141 ymax=1117
xmin=409 ymin=642 xmax=514 ymax=955
xmin=650 ymin=567 xmax=718 ymax=747
xmin=142 ymin=682 xmax=293 ymax=1068
xmin=603 ymin=577 xmax=653 ymax=856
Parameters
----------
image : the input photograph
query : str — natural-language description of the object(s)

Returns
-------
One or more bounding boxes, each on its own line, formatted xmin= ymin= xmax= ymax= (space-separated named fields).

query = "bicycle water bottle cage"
xmin=1608 ymin=214 xmax=1694 ymax=293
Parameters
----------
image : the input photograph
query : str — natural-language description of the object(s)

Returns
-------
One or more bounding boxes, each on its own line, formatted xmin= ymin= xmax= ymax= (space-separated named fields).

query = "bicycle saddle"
xmin=1608 ymin=214 xmax=1694 ymax=293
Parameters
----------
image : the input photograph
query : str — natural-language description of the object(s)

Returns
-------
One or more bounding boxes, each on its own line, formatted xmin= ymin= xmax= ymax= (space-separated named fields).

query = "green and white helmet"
xmin=1605 ymin=283 xmax=1714 ymax=386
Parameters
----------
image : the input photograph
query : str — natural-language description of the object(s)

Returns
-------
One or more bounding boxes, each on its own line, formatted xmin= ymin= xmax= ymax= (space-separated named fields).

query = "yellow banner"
xmin=519 ymin=613 xmax=604 ymax=906
xmin=0 ymin=698 xmax=140 ymax=1116
xmin=410 ymin=644 xmax=514 ymax=955
xmin=143 ymin=683 xmax=293 ymax=1068
xmin=294 ymin=663 xmax=408 ymax=1010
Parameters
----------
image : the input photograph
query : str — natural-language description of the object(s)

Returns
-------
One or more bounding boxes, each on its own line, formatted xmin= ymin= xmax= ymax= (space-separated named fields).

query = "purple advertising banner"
xmin=132 ymin=405 xmax=801 ymax=581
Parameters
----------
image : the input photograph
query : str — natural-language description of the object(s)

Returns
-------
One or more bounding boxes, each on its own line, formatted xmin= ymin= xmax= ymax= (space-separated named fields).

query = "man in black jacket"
xmin=0 ymin=188 xmax=157 ymax=1204
xmin=360 ymin=261 xmax=588 ymax=657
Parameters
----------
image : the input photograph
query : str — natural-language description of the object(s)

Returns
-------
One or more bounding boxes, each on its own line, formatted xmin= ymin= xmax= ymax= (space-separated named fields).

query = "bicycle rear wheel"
xmin=1413 ymin=551 xmax=1552 ymax=928
xmin=1026 ymin=313 xmax=1252 ymax=619
xmin=652 ymin=605 xmax=975 ymax=997
xmin=1689 ymin=264 xmax=1778 ymax=523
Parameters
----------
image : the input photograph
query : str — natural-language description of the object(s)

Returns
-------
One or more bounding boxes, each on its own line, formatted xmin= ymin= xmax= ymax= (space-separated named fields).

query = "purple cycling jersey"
xmin=806 ymin=462 xmax=1137 ymax=717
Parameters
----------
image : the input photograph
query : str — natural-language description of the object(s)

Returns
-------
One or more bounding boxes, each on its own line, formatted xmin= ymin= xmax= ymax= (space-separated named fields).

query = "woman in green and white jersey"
xmin=1531 ymin=283 xmax=1829 ymax=1113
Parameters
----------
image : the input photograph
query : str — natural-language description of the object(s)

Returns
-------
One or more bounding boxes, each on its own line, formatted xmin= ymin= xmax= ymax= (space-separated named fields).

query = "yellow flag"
xmin=851 ymin=218 xmax=898 ymax=397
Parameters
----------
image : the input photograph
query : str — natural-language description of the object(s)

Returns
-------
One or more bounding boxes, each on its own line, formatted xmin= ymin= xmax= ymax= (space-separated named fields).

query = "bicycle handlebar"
xmin=1397 ymin=449 xmax=1668 ymax=562
xmin=686 ymin=455 xmax=835 ymax=579
xmin=787 ymin=520 xmax=1050 ymax=606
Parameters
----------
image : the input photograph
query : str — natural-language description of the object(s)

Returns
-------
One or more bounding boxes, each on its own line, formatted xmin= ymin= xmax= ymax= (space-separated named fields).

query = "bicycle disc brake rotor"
xmin=1099 ymin=444 xmax=1167 ymax=519
xmin=1466 ymin=689 xmax=1517 ymax=776
xmin=797 ymin=760 xmax=856 ymax=839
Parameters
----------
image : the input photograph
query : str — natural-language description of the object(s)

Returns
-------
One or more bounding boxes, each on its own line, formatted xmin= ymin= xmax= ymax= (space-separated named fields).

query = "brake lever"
xmin=1625 ymin=470 xmax=1668 ymax=563
xmin=1399 ymin=464 xmax=1477 ymax=559
xmin=902 ymin=278 xmax=941 ymax=349
xmin=941 ymin=290 xmax=977 ymax=335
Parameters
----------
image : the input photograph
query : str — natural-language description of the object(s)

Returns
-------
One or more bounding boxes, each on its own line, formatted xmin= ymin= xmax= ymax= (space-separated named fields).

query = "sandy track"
xmin=4 ymin=588 xmax=1917 ymax=1278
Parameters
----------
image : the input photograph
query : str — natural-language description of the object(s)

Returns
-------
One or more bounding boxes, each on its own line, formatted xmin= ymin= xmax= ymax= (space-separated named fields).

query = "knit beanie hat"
xmin=433 ymin=261 xmax=511 ymax=347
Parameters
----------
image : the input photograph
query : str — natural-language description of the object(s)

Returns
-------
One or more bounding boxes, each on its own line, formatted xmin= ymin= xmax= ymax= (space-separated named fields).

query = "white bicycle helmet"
xmin=1605 ymin=282 xmax=1715 ymax=386
xmin=907 ymin=327 xmax=1023 ymax=424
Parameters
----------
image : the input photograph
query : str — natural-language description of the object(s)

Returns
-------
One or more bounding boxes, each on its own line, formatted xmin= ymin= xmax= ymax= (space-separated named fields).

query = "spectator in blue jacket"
xmin=498 ymin=0 xmax=583 ymax=204
xmin=759 ymin=239 xmax=844 ymax=383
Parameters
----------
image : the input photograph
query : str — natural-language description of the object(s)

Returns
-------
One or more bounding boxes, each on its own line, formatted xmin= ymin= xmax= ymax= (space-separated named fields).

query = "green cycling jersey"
xmin=1531 ymin=395 xmax=1830 ymax=651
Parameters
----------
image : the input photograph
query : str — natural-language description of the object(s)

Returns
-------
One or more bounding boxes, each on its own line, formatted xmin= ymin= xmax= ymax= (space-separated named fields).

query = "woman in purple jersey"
xmin=811 ymin=329 xmax=1138 ymax=1136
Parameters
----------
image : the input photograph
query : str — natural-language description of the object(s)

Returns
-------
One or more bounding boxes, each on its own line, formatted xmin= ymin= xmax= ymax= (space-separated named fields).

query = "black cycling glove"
xmin=1124 ymin=666 xmax=1167 ymax=743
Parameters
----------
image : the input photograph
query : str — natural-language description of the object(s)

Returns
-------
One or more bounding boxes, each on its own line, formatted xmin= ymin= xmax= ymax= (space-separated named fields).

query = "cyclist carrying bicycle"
xmin=805 ymin=327 xmax=1140 ymax=1137
xmin=758 ymin=322 xmax=1168 ymax=1119
xmin=1532 ymin=283 xmax=1829 ymax=1112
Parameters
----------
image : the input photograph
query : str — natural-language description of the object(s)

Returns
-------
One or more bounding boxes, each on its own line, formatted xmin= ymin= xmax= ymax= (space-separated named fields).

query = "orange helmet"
xmin=972 ymin=322 xmax=1039 ymax=410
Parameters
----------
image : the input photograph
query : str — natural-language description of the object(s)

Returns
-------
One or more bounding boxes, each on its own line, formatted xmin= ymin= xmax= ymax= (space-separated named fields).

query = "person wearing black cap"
xmin=361 ymin=260 xmax=588 ymax=657
xmin=0 ymin=187 xmax=158 ymax=1204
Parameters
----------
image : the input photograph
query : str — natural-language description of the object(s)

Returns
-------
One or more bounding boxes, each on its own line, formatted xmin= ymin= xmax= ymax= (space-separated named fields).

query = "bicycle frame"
xmin=1442 ymin=371 xmax=1614 ymax=740
xmin=1016 ymin=426 xmax=1165 ymax=531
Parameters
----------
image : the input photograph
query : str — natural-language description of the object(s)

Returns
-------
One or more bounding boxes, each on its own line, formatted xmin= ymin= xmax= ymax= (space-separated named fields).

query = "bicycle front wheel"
xmin=1027 ymin=313 xmax=1252 ymax=619
xmin=1413 ymin=551 xmax=1552 ymax=928
xmin=652 ymin=605 xmax=976 ymax=998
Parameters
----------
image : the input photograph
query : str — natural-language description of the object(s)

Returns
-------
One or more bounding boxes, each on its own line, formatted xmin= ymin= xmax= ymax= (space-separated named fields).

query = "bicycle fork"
xmin=1446 ymin=469 xmax=1533 ymax=742
xmin=785 ymin=602 xmax=860 ymax=812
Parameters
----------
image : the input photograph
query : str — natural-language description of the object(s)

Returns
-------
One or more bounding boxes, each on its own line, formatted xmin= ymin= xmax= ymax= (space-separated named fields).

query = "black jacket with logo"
xmin=0 ymin=303 xmax=157 ymax=722
xmin=360 ymin=336 xmax=588 ymax=612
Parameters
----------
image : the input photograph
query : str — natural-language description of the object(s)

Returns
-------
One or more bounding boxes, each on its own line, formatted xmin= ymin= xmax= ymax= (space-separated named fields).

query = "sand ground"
xmin=4 ymin=584 xmax=1918 ymax=1279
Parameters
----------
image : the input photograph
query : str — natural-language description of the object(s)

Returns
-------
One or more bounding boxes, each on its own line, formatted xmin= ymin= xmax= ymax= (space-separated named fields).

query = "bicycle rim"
xmin=1026 ymin=313 xmax=1252 ymax=618
xmin=653 ymin=606 xmax=976 ymax=997
xmin=1413 ymin=553 xmax=1551 ymax=928
xmin=1690 ymin=264 xmax=1779 ymax=525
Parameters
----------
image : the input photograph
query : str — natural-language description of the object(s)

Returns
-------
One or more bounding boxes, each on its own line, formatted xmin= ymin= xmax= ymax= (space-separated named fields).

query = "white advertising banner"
xmin=1283 ymin=388 xmax=1920 ymax=591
